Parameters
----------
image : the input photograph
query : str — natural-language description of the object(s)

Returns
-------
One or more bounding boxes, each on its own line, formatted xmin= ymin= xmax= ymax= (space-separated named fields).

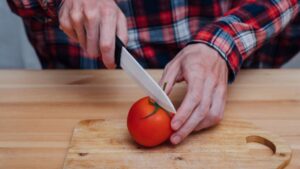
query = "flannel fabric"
xmin=8 ymin=0 xmax=300 ymax=81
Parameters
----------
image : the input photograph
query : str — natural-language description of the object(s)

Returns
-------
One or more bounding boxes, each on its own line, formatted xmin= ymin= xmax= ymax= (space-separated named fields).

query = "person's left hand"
xmin=159 ymin=43 xmax=228 ymax=145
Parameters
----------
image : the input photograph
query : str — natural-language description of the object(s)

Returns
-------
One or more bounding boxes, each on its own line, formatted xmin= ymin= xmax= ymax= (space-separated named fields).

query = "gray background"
xmin=0 ymin=1 xmax=299 ymax=69
xmin=0 ymin=0 xmax=40 ymax=69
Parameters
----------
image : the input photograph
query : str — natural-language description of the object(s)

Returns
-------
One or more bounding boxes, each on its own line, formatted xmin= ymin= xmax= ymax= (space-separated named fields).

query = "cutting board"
xmin=63 ymin=119 xmax=291 ymax=169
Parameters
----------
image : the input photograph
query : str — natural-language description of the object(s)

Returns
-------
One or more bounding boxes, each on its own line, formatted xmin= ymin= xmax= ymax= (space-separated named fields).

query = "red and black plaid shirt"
xmin=8 ymin=0 xmax=300 ymax=81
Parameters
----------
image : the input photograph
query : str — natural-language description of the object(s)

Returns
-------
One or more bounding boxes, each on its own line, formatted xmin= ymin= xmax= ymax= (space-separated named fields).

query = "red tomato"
xmin=127 ymin=96 xmax=173 ymax=147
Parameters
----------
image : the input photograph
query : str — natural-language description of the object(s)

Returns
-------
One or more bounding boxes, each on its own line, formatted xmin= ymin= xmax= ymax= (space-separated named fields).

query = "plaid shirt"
xmin=8 ymin=0 xmax=300 ymax=81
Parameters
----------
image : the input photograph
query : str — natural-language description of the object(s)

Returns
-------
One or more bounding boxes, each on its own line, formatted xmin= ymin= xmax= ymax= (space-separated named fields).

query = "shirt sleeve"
xmin=191 ymin=0 xmax=300 ymax=82
xmin=7 ymin=0 xmax=62 ymax=19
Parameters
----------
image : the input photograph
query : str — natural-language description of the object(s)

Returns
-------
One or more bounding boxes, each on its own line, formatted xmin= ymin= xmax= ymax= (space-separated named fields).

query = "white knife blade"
xmin=115 ymin=37 xmax=176 ymax=113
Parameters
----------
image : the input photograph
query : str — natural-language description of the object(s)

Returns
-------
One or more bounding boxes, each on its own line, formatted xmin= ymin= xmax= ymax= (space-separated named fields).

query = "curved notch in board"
xmin=246 ymin=135 xmax=276 ymax=154
xmin=246 ymin=135 xmax=292 ymax=169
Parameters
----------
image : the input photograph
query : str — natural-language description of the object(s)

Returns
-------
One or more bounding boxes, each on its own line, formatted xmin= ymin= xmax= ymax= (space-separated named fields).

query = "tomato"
xmin=127 ymin=96 xmax=173 ymax=147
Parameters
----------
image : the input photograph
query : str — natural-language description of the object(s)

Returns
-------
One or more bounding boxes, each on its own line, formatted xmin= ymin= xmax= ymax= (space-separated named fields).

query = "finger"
xmin=100 ymin=9 xmax=117 ymax=69
xmin=193 ymin=117 xmax=212 ymax=131
xmin=70 ymin=4 xmax=86 ymax=50
xmin=59 ymin=6 xmax=77 ymax=41
xmin=210 ymin=84 xmax=226 ymax=122
xmin=171 ymin=78 xmax=203 ymax=131
xmin=171 ymin=77 xmax=215 ymax=144
xmin=159 ymin=63 xmax=180 ymax=94
xmin=194 ymin=85 xmax=226 ymax=131
xmin=175 ymin=73 xmax=184 ymax=83
xmin=84 ymin=13 xmax=100 ymax=58
xmin=116 ymin=11 xmax=128 ymax=45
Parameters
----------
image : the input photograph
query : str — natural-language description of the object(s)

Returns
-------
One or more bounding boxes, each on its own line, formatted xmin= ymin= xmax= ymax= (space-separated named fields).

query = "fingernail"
xmin=171 ymin=135 xmax=181 ymax=145
xmin=172 ymin=120 xmax=181 ymax=130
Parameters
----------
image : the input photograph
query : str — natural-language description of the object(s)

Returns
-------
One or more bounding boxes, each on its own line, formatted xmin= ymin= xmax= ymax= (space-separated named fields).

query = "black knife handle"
xmin=115 ymin=36 xmax=125 ymax=68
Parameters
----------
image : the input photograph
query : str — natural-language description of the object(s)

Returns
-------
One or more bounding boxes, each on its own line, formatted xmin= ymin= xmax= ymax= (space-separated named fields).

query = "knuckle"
xmin=70 ymin=11 xmax=82 ymax=23
xmin=100 ymin=42 xmax=113 ymax=53
xmin=210 ymin=114 xmax=223 ymax=124
xmin=101 ymin=7 xmax=117 ymax=17
xmin=84 ymin=11 xmax=97 ymax=22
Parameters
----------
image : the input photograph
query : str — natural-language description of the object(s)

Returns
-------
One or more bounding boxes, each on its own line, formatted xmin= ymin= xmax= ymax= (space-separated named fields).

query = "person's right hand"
xmin=59 ymin=0 xmax=128 ymax=68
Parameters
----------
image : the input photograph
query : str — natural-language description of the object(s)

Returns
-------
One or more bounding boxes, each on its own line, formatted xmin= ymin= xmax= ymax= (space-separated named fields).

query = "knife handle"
xmin=115 ymin=36 xmax=125 ymax=68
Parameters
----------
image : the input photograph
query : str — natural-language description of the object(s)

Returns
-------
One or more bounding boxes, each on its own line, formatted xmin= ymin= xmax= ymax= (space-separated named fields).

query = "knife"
xmin=115 ymin=36 xmax=176 ymax=113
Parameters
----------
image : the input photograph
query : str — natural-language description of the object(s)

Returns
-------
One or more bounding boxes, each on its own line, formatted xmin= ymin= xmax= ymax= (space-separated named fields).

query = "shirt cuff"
xmin=189 ymin=23 xmax=242 ymax=83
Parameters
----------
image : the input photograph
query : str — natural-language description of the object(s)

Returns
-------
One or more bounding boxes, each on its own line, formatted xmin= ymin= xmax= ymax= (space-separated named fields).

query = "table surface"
xmin=0 ymin=70 xmax=299 ymax=169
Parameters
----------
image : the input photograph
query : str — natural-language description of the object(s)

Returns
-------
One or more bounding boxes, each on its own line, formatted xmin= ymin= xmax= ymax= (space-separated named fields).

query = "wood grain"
xmin=0 ymin=70 xmax=299 ymax=169
xmin=63 ymin=119 xmax=292 ymax=169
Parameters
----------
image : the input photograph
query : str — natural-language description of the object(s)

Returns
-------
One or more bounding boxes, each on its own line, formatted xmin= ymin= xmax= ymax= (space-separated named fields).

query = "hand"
xmin=59 ymin=0 xmax=128 ymax=68
xmin=159 ymin=43 xmax=228 ymax=145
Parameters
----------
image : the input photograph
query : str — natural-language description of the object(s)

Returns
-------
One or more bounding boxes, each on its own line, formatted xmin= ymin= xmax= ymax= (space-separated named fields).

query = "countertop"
xmin=0 ymin=70 xmax=299 ymax=169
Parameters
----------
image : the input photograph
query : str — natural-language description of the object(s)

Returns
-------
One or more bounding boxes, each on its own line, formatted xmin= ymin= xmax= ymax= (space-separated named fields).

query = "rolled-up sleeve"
xmin=191 ymin=0 xmax=300 ymax=82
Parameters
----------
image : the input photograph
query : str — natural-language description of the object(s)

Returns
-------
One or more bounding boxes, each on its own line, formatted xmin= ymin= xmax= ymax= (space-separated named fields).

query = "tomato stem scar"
xmin=141 ymin=82 xmax=170 ymax=119
xmin=142 ymin=101 xmax=160 ymax=119
xmin=142 ymin=97 xmax=171 ymax=119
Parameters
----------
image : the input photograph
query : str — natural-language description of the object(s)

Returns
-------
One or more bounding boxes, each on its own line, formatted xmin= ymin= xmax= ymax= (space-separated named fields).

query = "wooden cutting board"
xmin=63 ymin=119 xmax=291 ymax=169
